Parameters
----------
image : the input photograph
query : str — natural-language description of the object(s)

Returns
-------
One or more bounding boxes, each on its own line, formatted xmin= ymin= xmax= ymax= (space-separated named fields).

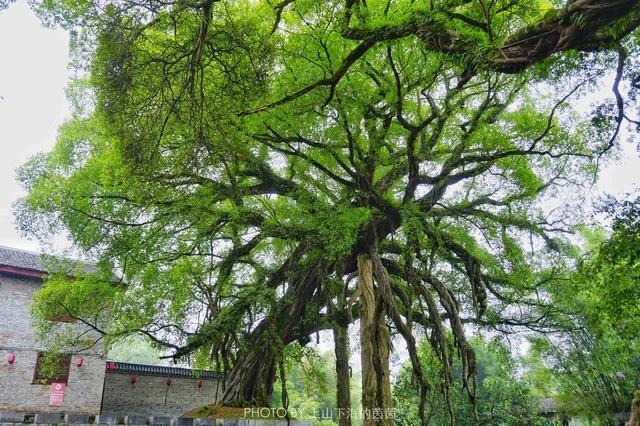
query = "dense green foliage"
xmin=572 ymin=196 xmax=640 ymax=340
xmin=10 ymin=0 xmax=640 ymax=421
xmin=532 ymin=195 xmax=640 ymax=422
xmin=394 ymin=336 xmax=544 ymax=426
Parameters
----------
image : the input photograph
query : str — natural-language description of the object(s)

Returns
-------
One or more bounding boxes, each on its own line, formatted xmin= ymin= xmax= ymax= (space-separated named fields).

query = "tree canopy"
xmin=14 ymin=0 xmax=640 ymax=423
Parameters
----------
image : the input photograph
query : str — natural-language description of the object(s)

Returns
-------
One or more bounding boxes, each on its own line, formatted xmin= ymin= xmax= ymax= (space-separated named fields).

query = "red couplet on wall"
xmin=49 ymin=383 xmax=66 ymax=406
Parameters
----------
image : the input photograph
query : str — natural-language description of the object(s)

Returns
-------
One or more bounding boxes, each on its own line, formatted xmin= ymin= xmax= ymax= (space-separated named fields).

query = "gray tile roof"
xmin=0 ymin=245 xmax=47 ymax=272
xmin=107 ymin=361 xmax=225 ymax=379
xmin=0 ymin=245 xmax=95 ymax=275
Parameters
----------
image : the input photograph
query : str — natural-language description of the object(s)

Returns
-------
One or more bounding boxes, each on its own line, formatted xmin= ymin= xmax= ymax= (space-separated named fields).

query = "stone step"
xmin=0 ymin=413 xmax=25 ymax=423
xmin=94 ymin=415 xmax=118 ymax=425
xmin=34 ymin=414 xmax=65 ymax=424
xmin=123 ymin=416 xmax=149 ymax=426
xmin=64 ymin=415 xmax=93 ymax=425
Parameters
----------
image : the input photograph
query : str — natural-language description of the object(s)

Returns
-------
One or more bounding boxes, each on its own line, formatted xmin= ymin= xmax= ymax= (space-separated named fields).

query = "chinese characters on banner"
xmin=49 ymin=383 xmax=65 ymax=406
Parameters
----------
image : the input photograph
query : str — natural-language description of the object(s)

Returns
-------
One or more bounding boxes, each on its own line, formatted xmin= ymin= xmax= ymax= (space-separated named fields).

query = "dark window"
xmin=33 ymin=352 xmax=71 ymax=385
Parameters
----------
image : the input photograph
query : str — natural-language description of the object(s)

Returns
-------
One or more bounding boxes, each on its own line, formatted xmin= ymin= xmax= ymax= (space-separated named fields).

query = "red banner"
xmin=49 ymin=383 xmax=65 ymax=406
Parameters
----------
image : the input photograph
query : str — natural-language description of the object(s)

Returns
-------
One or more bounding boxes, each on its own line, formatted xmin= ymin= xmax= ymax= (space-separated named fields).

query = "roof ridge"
xmin=0 ymin=244 xmax=97 ymax=275
xmin=0 ymin=244 xmax=44 ymax=256
xmin=107 ymin=361 xmax=226 ymax=379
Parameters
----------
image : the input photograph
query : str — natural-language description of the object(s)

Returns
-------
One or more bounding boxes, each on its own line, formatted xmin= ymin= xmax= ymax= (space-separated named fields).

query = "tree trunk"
xmin=220 ymin=344 xmax=277 ymax=406
xmin=218 ymin=217 xmax=401 ymax=408
xmin=375 ymin=301 xmax=393 ymax=426
xmin=358 ymin=255 xmax=392 ymax=426
xmin=333 ymin=317 xmax=352 ymax=426
xmin=627 ymin=390 xmax=640 ymax=426
xmin=221 ymin=261 xmax=325 ymax=406
xmin=214 ymin=205 xmax=403 ymax=408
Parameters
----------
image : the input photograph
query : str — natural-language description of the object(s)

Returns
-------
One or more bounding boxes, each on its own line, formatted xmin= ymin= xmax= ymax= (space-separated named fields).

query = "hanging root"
xmin=371 ymin=251 xmax=431 ymax=425
xmin=425 ymin=272 xmax=478 ymax=422
xmin=279 ymin=358 xmax=290 ymax=425
xmin=414 ymin=275 xmax=455 ymax=425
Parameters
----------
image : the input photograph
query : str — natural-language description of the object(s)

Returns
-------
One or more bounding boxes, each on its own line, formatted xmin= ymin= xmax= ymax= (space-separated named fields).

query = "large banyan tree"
xmin=15 ymin=0 xmax=640 ymax=424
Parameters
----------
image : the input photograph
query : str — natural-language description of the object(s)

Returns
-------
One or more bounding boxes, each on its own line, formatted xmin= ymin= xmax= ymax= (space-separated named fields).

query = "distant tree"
xmin=393 ymin=336 xmax=544 ymax=425
xmin=108 ymin=336 xmax=166 ymax=365
xmin=272 ymin=347 xmax=343 ymax=425
xmin=534 ymin=195 xmax=640 ymax=422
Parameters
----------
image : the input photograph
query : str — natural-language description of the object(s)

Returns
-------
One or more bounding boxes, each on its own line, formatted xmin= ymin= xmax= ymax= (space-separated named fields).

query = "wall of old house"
xmin=0 ymin=262 xmax=224 ymax=418
xmin=0 ymin=273 xmax=106 ymax=415
xmin=101 ymin=372 xmax=222 ymax=417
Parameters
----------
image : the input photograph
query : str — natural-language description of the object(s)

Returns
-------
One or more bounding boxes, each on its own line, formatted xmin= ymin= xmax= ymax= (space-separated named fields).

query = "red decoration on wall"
xmin=75 ymin=357 xmax=84 ymax=367
xmin=196 ymin=379 xmax=203 ymax=389
xmin=129 ymin=375 xmax=137 ymax=385
xmin=106 ymin=362 xmax=116 ymax=372
xmin=163 ymin=378 xmax=172 ymax=406
xmin=7 ymin=354 xmax=16 ymax=364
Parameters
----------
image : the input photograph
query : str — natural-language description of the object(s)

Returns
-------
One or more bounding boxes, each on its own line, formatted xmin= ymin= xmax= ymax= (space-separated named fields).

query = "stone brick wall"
xmin=0 ymin=273 xmax=106 ymax=415
xmin=101 ymin=373 xmax=222 ymax=417
xmin=0 ymin=274 xmax=41 ymax=350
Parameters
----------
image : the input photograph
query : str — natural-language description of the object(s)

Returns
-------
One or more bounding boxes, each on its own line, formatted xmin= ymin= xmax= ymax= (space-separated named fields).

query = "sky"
xmin=0 ymin=0 xmax=70 ymax=251
xmin=0 ymin=0 xmax=639 ymax=255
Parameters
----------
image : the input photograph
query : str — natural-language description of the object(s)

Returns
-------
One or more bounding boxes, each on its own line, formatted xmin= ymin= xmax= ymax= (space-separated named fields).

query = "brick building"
xmin=0 ymin=246 xmax=222 ymax=418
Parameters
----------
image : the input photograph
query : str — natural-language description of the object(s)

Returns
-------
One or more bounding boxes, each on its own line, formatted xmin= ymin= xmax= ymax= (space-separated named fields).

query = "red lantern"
xmin=129 ymin=375 xmax=137 ymax=385
xmin=7 ymin=354 xmax=16 ymax=364
xmin=106 ymin=362 xmax=116 ymax=372
xmin=165 ymin=378 xmax=172 ymax=386
xmin=75 ymin=357 xmax=84 ymax=367
xmin=196 ymin=379 xmax=203 ymax=389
